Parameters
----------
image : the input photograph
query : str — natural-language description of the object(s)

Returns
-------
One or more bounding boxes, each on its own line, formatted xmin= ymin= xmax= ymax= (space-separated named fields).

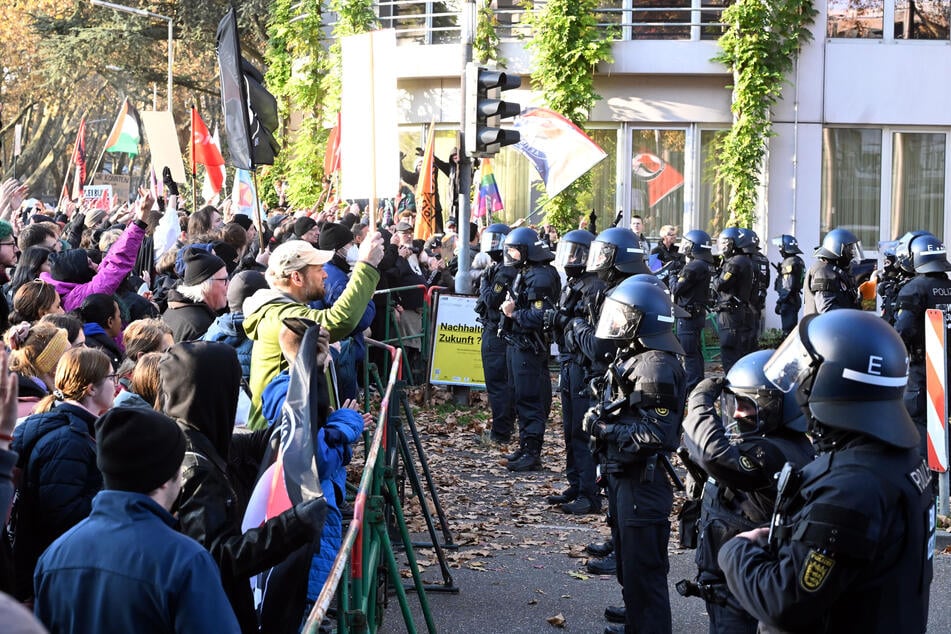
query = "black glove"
xmin=323 ymin=427 xmax=348 ymax=447
xmin=774 ymin=302 xmax=782 ymax=315
xmin=689 ymin=377 xmax=724 ymax=406
xmin=581 ymin=407 xmax=601 ymax=435
xmin=543 ymin=309 xmax=559 ymax=331
xmin=294 ymin=497 xmax=328 ymax=531
xmin=162 ymin=166 xmax=179 ymax=197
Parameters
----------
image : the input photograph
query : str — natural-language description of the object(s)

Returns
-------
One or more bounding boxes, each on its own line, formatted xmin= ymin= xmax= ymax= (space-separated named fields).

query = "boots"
xmin=561 ymin=495 xmax=601 ymax=515
xmin=546 ymin=487 xmax=578 ymax=505
xmin=504 ymin=443 xmax=524 ymax=462
xmin=507 ymin=438 xmax=542 ymax=472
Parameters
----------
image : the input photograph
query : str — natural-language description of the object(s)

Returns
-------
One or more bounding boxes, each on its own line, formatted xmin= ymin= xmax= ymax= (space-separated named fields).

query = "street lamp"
xmin=90 ymin=0 xmax=173 ymax=111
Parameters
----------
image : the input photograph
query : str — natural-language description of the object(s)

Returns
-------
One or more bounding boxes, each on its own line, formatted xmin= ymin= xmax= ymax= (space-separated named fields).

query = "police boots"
xmin=506 ymin=438 xmax=542 ymax=472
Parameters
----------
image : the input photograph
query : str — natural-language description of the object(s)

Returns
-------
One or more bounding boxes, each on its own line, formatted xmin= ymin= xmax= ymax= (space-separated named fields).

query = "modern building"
xmin=375 ymin=0 xmax=950 ymax=325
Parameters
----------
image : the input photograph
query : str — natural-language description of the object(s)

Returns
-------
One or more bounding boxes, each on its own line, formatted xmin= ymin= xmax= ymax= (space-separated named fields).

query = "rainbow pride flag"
xmin=476 ymin=158 xmax=504 ymax=219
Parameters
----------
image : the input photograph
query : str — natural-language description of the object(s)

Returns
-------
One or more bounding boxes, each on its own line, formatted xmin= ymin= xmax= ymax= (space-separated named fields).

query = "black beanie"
xmin=318 ymin=222 xmax=354 ymax=251
xmin=227 ymin=270 xmax=269 ymax=313
xmin=183 ymin=247 xmax=226 ymax=285
xmin=232 ymin=215 xmax=254 ymax=231
xmin=49 ymin=249 xmax=95 ymax=284
xmin=96 ymin=407 xmax=186 ymax=494
xmin=294 ymin=217 xmax=318 ymax=239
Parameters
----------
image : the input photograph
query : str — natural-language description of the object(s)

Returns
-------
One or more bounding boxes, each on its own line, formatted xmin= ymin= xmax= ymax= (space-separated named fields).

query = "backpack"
xmin=750 ymin=252 xmax=771 ymax=311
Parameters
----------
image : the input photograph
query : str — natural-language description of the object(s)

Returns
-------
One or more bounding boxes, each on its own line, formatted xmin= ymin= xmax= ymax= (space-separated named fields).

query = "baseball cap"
xmin=267 ymin=239 xmax=333 ymax=279
xmin=395 ymin=221 xmax=413 ymax=232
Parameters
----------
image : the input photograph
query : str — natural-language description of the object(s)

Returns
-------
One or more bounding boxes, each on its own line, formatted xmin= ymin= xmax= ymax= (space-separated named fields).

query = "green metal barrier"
xmin=304 ymin=340 xmax=436 ymax=634
xmin=369 ymin=284 xmax=445 ymax=385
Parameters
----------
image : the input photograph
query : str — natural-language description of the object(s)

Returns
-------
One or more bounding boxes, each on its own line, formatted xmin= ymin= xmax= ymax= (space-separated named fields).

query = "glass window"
xmin=487 ymin=144 xmax=533 ymax=226
xmin=891 ymin=131 xmax=946 ymax=238
xmin=631 ymin=129 xmax=686 ymax=239
xmin=701 ymin=0 xmax=731 ymax=40
xmin=895 ymin=0 xmax=950 ymax=40
xmin=821 ymin=128 xmax=882 ymax=248
xmin=827 ymin=0 xmax=884 ymax=38
xmin=496 ymin=0 xmax=533 ymax=40
xmin=698 ymin=129 xmax=731 ymax=236
xmin=631 ymin=0 xmax=692 ymax=40
xmin=576 ymin=129 xmax=618 ymax=230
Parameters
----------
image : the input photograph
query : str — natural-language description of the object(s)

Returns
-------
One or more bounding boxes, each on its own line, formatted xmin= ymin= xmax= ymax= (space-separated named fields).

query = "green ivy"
xmin=523 ymin=0 xmax=613 ymax=234
xmin=713 ymin=0 xmax=816 ymax=228
xmin=473 ymin=0 xmax=505 ymax=66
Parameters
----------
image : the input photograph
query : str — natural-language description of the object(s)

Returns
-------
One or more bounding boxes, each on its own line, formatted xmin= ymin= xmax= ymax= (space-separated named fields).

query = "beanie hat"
xmin=49 ymin=249 xmax=95 ymax=284
xmin=294 ymin=217 xmax=318 ymax=239
xmin=84 ymin=209 xmax=107 ymax=228
xmin=232 ymin=214 xmax=253 ymax=231
xmin=96 ymin=407 xmax=186 ymax=494
xmin=0 ymin=220 xmax=12 ymax=241
xmin=318 ymin=222 xmax=354 ymax=251
xmin=339 ymin=212 xmax=359 ymax=230
xmin=227 ymin=270 xmax=269 ymax=313
xmin=183 ymin=247 xmax=226 ymax=286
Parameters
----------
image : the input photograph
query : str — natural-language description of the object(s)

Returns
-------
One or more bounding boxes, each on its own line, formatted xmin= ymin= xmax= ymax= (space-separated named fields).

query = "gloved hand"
xmin=294 ymin=496 xmax=328 ymax=531
xmin=162 ymin=166 xmax=179 ymax=197
xmin=323 ymin=427 xmax=348 ymax=447
xmin=774 ymin=302 xmax=782 ymax=315
xmin=543 ymin=309 xmax=566 ymax=331
xmin=689 ymin=377 xmax=725 ymax=406
xmin=581 ymin=406 xmax=601 ymax=435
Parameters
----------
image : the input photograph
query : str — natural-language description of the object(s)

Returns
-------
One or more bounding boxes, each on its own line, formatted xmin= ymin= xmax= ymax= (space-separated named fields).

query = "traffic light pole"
xmin=455 ymin=0 xmax=476 ymax=295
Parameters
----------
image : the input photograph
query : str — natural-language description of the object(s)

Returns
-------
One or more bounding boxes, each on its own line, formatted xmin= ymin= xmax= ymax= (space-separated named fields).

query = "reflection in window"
xmin=496 ymin=0 xmax=533 ymax=40
xmin=895 ymin=0 xmax=950 ymax=40
xmin=891 ymin=132 xmax=946 ymax=238
xmin=700 ymin=0 xmax=731 ymax=40
xmin=827 ymin=0 xmax=884 ymax=38
xmin=698 ymin=130 xmax=731 ymax=236
xmin=486 ymin=144 xmax=533 ymax=226
xmin=631 ymin=0 xmax=692 ymax=40
xmin=631 ymin=129 xmax=686 ymax=238
xmin=821 ymin=128 xmax=882 ymax=248
xmin=378 ymin=0 xmax=460 ymax=45
xmin=576 ymin=129 xmax=618 ymax=229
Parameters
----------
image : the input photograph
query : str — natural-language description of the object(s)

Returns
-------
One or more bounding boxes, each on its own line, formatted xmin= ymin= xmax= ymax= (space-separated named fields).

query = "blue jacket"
xmin=313 ymin=259 xmax=376 ymax=360
xmin=34 ymin=490 xmax=240 ymax=634
xmin=260 ymin=371 xmax=364 ymax=600
xmin=10 ymin=403 xmax=102 ymax=599
xmin=203 ymin=311 xmax=253 ymax=381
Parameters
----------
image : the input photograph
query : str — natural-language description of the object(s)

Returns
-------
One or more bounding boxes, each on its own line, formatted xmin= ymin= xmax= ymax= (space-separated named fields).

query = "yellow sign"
xmin=429 ymin=294 xmax=485 ymax=387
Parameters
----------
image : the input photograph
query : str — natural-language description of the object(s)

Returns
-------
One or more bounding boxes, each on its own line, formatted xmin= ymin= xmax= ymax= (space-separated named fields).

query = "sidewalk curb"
xmin=936 ymin=531 xmax=951 ymax=551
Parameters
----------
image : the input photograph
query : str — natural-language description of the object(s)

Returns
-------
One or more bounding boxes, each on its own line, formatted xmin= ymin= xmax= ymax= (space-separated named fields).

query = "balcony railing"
xmin=371 ymin=0 xmax=732 ymax=46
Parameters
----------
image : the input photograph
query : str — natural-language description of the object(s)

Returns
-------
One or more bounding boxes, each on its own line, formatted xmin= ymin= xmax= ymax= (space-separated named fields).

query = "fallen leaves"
xmin=547 ymin=613 xmax=566 ymax=627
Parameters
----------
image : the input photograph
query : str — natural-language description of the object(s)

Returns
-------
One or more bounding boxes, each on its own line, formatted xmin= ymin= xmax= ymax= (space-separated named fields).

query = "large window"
xmin=631 ymin=129 xmax=686 ymax=238
xmin=577 ymin=129 xmax=619 ymax=230
xmin=891 ymin=131 xmax=946 ymax=237
xmin=697 ymin=129 xmax=731 ymax=236
xmin=821 ymin=128 xmax=882 ymax=248
xmin=827 ymin=0 xmax=884 ymax=38
xmin=895 ymin=0 xmax=950 ymax=39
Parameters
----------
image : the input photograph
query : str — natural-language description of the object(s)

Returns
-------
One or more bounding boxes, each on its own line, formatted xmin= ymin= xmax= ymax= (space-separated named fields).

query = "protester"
xmin=0 ymin=220 xmax=18 ymax=334
xmin=163 ymin=248 xmax=229 ymax=342
xmin=114 ymin=352 xmax=163 ymax=410
xmin=9 ymin=347 xmax=115 ymax=600
xmin=39 ymin=314 xmax=84 ymax=348
xmin=6 ymin=246 xmax=53 ymax=301
xmin=6 ymin=322 xmax=70 ymax=418
xmin=0 ymin=347 xmax=20 ymax=596
xmin=33 ymin=408 xmax=241 ymax=633
xmin=17 ymin=224 xmax=58 ymax=254
xmin=76 ymin=293 xmax=124 ymax=370
xmin=203 ymin=270 xmax=269 ymax=382
xmin=10 ymin=281 xmax=62 ymax=324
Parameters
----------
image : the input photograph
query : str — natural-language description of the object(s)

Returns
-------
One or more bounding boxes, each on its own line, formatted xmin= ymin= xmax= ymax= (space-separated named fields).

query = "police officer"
xmin=803 ymin=228 xmax=861 ymax=315
xmin=671 ymin=229 xmax=714 ymax=393
xmin=499 ymin=227 xmax=561 ymax=472
xmin=680 ymin=350 xmax=814 ymax=634
xmin=475 ymin=223 xmax=515 ymax=443
xmin=770 ymin=234 xmax=805 ymax=336
xmin=893 ymin=233 xmax=951 ymax=458
xmin=744 ymin=230 xmax=771 ymax=338
xmin=713 ymin=227 xmax=756 ymax=373
xmin=876 ymin=241 xmax=903 ymax=324
xmin=719 ymin=310 xmax=933 ymax=633
xmin=583 ymin=278 xmax=686 ymax=634
xmin=543 ymin=230 xmax=604 ymax=514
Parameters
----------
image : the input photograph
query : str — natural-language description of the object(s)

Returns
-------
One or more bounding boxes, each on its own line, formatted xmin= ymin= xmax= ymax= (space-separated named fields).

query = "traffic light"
xmin=464 ymin=62 xmax=522 ymax=157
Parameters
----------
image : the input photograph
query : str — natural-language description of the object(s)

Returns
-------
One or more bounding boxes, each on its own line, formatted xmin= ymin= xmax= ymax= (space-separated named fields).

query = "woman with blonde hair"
xmin=113 ymin=351 xmax=163 ymax=410
xmin=6 ymin=321 xmax=71 ymax=418
xmin=115 ymin=318 xmax=173 ymax=382
xmin=9 ymin=347 xmax=115 ymax=600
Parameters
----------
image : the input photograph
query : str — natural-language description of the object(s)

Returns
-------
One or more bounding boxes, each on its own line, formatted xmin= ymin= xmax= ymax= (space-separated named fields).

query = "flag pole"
xmin=190 ymin=104 xmax=197 ymax=215
xmin=57 ymin=116 xmax=85 ymax=213
xmin=250 ymin=168 xmax=265 ymax=252
xmin=367 ymin=34 xmax=377 ymax=232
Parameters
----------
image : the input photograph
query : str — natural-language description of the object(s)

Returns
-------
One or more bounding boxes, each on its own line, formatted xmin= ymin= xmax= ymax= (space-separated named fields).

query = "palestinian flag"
xmin=104 ymin=98 xmax=141 ymax=156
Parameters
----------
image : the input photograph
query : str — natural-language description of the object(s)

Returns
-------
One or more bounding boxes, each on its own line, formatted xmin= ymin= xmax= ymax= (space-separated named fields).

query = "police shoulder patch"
xmin=654 ymin=407 xmax=669 ymax=417
xmin=783 ymin=265 xmax=793 ymax=273
xmin=723 ymin=272 xmax=733 ymax=280
xmin=533 ymin=300 xmax=544 ymax=309
xmin=493 ymin=283 xmax=503 ymax=292
xmin=739 ymin=455 xmax=756 ymax=471
xmin=800 ymin=550 xmax=835 ymax=592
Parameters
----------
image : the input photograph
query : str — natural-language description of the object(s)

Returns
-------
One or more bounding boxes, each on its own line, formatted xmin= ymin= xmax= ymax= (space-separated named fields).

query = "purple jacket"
xmin=40 ymin=221 xmax=146 ymax=312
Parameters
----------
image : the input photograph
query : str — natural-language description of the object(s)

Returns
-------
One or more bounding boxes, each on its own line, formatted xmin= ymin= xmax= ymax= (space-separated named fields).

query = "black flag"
xmin=216 ymin=8 xmax=279 ymax=169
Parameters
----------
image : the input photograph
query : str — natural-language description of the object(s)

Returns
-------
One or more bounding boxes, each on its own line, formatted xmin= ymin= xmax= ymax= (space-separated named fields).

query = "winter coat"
xmin=163 ymin=289 xmax=219 ymax=342
xmin=10 ymin=402 xmax=102 ymax=600
xmin=15 ymin=374 xmax=48 ymax=420
xmin=202 ymin=312 xmax=253 ymax=381
xmin=40 ymin=220 xmax=147 ymax=312
xmin=82 ymin=323 xmax=124 ymax=370
xmin=34 ymin=491 xmax=241 ymax=634
xmin=243 ymin=261 xmax=380 ymax=430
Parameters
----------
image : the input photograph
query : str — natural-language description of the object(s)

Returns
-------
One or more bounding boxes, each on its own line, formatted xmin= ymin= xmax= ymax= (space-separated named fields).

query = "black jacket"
xmin=162 ymin=288 xmax=219 ymax=342
xmin=84 ymin=330 xmax=124 ymax=370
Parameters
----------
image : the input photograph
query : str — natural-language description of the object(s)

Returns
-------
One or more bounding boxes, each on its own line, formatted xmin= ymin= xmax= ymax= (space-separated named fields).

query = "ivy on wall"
xmin=713 ymin=0 xmax=817 ymax=228
xmin=473 ymin=0 xmax=505 ymax=66
xmin=523 ymin=0 xmax=614 ymax=234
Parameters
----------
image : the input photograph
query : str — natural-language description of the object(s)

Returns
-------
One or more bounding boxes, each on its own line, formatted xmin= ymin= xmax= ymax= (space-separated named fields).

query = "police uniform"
xmin=803 ymin=259 xmax=858 ymax=315
xmin=591 ymin=349 xmax=686 ymax=634
xmin=719 ymin=442 xmax=933 ymax=633
xmin=714 ymin=253 xmax=755 ymax=373
xmin=555 ymin=271 xmax=605 ymax=506
xmin=505 ymin=261 xmax=560 ymax=459
xmin=775 ymin=254 xmax=804 ymax=336
xmin=748 ymin=249 xmax=771 ymax=332
xmin=893 ymin=272 xmax=951 ymax=456
xmin=477 ymin=262 xmax=517 ymax=441
xmin=672 ymin=257 xmax=713 ymax=393
xmin=876 ymin=262 xmax=905 ymax=325
xmin=682 ymin=382 xmax=813 ymax=634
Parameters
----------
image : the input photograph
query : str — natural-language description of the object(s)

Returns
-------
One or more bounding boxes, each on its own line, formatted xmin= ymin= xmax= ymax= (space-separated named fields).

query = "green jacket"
xmin=243 ymin=262 xmax=380 ymax=429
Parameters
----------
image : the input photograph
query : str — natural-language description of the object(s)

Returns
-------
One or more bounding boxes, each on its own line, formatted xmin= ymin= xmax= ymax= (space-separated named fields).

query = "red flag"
xmin=71 ymin=118 xmax=87 ymax=200
xmin=632 ymin=152 xmax=684 ymax=208
xmin=323 ymin=111 xmax=341 ymax=176
xmin=414 ymin=122 xmax=437 ymax=242
xmin=191 ymin=107 xmax=225 ymax=177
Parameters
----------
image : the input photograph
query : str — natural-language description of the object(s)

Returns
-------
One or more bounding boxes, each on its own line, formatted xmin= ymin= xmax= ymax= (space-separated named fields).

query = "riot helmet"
xmin=594 ymin=276 xmax=685 ymax=355
xmin=771 ymin=234 xmax=802 ymax=256
xmin=763 ymin=309 xmax=918 ymax=449
xmin=586 ymin=227 xmax=649 ymax=281
xmin=628 ymin=273 xmax=690 ymax=318
xmin=741 ymin=229 xmax=762 ymax=255
xmin=480 ymin=223 xmax=510 ymax=261
xmin=554 ymin=229 xmax=595 ymax=278
xmin=908 ymin=233 xmax=951 ymax=274
xmin=722 ymin=349 xmax=808 ymax=436
xmin=680 ymin=230 xmax=714 ymax=263
xmin=717 ymin=227 xmax=755 ymax=258
xmin=894 ymin=230 xmax=934 ymax=273
xmin=814 ymin=228 xmax=863 ymax=265
xmin=503 ymin=227 xmax=554 ymax=267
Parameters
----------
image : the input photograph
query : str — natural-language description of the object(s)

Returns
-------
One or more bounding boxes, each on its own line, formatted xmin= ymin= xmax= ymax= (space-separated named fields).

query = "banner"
xmin=94 ymin=173 xmax=131 ymax=205
xmin=513 ymin=108 xmax=607 ymax=198
xmin=340 ymin=29 xmax=399 ymax=201
xmin=428 ymin=294 xmax=485 ymax=387
xmin=632 ymin=151 xmax=684 ymax=208
xmin=71 ymin=117 xmax=87 ymax=200
xmin=140 ymin=110 xmax=187 ymax=183
xmin=82 ymin=185 xmax=113 ymax=211
xmin=414 ymin=121 xmax=437 ymax=242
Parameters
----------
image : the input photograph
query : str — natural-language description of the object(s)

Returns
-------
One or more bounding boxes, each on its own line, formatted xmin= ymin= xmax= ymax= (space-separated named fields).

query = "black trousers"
xmin=482 ymin=327 xmax=514 ymax=439
xmin=560 ymin=359 xmax=597 ymax=498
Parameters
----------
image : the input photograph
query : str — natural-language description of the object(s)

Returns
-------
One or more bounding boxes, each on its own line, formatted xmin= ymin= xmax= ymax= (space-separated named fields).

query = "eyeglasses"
xmin=211 ymin=276 xmax=230 ymax=282
xmin=0 ymin=241 xmax=15 ymax=248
